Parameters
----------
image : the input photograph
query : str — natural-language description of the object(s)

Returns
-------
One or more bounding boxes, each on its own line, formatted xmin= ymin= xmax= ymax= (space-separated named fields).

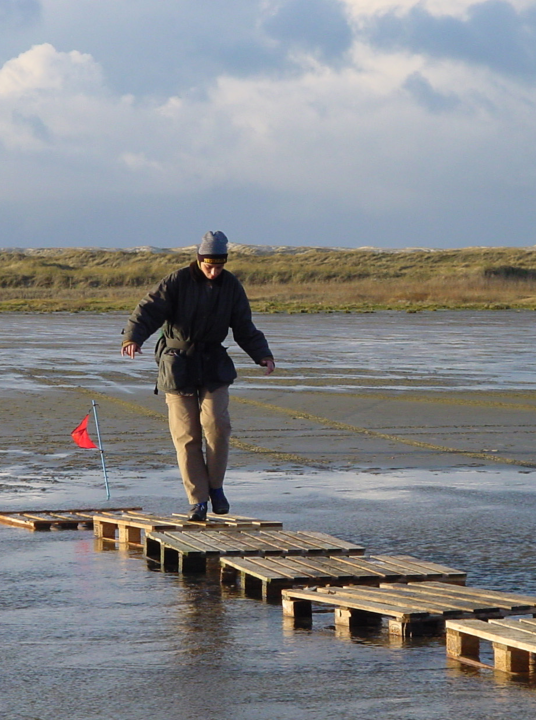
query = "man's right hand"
xmin=121 ymin=342 xmax=142 ymax=359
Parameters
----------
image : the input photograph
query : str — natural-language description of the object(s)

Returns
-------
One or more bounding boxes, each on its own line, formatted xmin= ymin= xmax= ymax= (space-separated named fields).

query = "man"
xmin=121 ymin=231 xmax=275 ymax=521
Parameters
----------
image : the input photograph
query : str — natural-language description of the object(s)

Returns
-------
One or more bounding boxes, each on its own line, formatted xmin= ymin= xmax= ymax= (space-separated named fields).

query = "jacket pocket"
xmin=158 ymin=349 xmax=189 ymax=392
xmin=209 ymin=346 xmax=237 ymax=384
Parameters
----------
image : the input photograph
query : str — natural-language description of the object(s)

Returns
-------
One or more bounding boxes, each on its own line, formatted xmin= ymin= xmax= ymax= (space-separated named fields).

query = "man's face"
xmin=200 ymin=262 xmax=225 ymax=280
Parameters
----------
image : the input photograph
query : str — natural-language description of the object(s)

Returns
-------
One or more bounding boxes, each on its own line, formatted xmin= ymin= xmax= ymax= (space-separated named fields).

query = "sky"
xmin=1 ymin=0 xmax=536 ymax=249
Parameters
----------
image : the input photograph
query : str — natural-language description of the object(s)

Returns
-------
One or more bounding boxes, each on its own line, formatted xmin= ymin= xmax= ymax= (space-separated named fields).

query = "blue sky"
xmin=1 ymin=0 xmax=535 ymax=249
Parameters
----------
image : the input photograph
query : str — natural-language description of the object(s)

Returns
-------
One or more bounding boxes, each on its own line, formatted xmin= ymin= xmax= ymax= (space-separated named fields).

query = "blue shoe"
xmin=188 ymin=502 xmax=207 ymax=521
xmin=209 ymin=488 xmax=230 ymax=515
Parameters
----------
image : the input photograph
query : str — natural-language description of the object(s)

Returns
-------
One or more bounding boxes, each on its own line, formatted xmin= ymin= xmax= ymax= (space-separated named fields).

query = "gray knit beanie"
xmin=198 ymin=231 xmax=228 ymax=262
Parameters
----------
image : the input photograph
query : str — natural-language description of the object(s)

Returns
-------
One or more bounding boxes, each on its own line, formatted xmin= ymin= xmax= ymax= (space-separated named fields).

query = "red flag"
xmin=71 ymin=414 xmax=98 ymax=449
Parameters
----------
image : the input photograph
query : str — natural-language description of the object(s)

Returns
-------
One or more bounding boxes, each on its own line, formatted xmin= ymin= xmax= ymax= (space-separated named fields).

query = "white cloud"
xmin=1 ymin=1 xmax=536 ymax=247
xmin=0 ymin=42 xmax=101 ymax=97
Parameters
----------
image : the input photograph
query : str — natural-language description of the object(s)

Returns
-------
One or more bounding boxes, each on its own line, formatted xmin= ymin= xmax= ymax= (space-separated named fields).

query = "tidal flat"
xmin=2 ymin=311 xmax=536 ymax=720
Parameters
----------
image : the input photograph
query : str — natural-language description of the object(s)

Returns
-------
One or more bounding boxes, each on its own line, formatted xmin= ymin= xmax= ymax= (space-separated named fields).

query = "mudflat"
xmin=3 ymin=312 xmax=536 ymax=720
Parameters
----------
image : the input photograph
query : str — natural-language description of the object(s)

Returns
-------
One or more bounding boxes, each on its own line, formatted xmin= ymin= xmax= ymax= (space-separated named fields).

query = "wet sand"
xmin=3 ymin=313 xmax=536 ymax=719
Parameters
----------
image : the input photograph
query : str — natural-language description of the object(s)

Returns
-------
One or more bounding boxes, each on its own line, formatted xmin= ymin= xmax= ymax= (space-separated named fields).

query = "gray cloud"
xmin=403 ymin=72 xmax=461 ymax=113
xmin=0 ymin=0 xmax=354 ymax=97
xmin=363 ymin=1 xmax=536 ymax=81
xmin=263 ymin=0 xmax=353 ymax=63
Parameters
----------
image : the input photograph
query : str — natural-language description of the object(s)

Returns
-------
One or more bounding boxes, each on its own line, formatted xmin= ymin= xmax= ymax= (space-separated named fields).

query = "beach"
xmin=2 ymin=311 xmax=536 ymax=719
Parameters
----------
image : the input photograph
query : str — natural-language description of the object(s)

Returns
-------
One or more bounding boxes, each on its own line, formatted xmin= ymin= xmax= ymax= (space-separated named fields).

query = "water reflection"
xmin=2 ymin=311 xmax=536 ymax=392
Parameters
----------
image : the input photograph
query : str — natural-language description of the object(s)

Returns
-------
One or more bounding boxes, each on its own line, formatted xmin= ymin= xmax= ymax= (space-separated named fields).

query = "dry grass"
xmin=2 ymin=246 xmax=536 ymax=311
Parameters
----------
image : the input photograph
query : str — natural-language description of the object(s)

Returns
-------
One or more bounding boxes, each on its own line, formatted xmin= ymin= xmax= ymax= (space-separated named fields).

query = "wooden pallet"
xmin=0 ymin=507 xmax=142 ymax=531
xmin=93 ymin=510 xmax=283 ymax=546
xmin=446 ymin=618 xmax=536 ymax=674
xmin=146 ymin=529 xmax=365 ymax=573
xmin=281 ymin=582 xmax=536 ymax=637
xmin=220 ymin=554 xmax=467 ymax=600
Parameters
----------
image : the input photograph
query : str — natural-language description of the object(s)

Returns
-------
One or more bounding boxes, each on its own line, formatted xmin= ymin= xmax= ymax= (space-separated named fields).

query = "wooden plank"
xmin=279 ymin=556 xmax=369 ymax=579
xmin=147 ymin=531 xmax=220 ymax=556
xmin=258 ymin=556 xmax=337 ymax=580
xmin=281 ymin=588 xmax=426 ymax=621
xmin=446 ymin=619 xmax=536 ymax=654
xmin=202 ymin=531 xmax=275 ymax=555
xmin=212 ymin=531 xmax=289 ymax=554
xmin=419 ymin=582 xmax=536 ymax=607
xmin=377 ymin=584 xmax=501 ymax=613
xmin=92 ymin=514 xmax=176 ymax=530
xmin=294 ymin=531 xmax=365 ymax=554
xmin=260 ymin=530 xmax=365 ymax=555
xmin=207 ymin=514 xmax=283 ymax=528
xmin=0 ymin=506 xmax=141 ymax=516
xmin=325 ymin=556 xmax=401 ymax=579
xmin=0 ymin=513 xmax=53 ymax=529
xmin=489 ymin=619 xmax=536 ymax=637
xmin=252 ymin=531 xmax=319 ymax=554
xmin=221 ymin=557 xmax=296 ymax=581
xmin=170 ymin=512 xmax=283 ymax=528
xmin=373 ymin=554 xmax=467 ymax=579
xmin=270 ymin=530 xmax=344 ymax=553
xmin=319 ymin=586 xmax=462 ymax=615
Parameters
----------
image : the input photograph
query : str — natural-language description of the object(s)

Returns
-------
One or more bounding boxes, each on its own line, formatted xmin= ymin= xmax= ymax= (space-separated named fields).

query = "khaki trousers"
xmin=165 ymin=386 xmax=232 ymax=504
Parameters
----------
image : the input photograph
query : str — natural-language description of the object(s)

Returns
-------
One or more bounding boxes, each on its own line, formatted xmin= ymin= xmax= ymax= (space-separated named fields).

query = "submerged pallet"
xmin=281 ymin=582 xmax=536 ymax=637
xmin=220 ymin=554 xmax=467 ymax=600
xmin=446 ymin=618 xmax=536 ymax=675
xmin=94 ymin=510 xmax=283 ymax=546
xmin=146 ymin=529 xmax=365 ymax=573
xmin=0 ymin=507 xmax=142 ymax=531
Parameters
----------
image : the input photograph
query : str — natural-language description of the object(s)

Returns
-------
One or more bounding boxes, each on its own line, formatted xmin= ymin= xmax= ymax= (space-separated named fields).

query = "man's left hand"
xmin=260 ymin=358 xmax=275 ymax=375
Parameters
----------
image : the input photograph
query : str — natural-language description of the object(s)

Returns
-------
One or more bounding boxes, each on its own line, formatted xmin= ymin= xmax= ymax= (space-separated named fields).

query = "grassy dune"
xmin=2 ymin=246 xmax=536 ymax=312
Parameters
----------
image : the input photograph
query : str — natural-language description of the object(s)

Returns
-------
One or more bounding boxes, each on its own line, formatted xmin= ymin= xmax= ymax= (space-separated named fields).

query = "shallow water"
xmin=3 ymin=465 xmax=536 ymax=720
xmin=1 ymin=310 xmax=536 ymax=392
xmin=2 ymin=311 xmax=536 ymax=719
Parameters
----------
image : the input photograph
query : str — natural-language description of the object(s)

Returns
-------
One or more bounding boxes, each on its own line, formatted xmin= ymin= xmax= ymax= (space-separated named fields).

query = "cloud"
xmin=0 ymin=42 xmax=101 ymax=97
xmin=403 ymin=71 xmax=461 ymax=112
xmin=0 ymin=44 xmax=104 ymax=152
xmin=2 ymin=0 xmax=536 ymax=249
xmin=0 ymin=1 xmax=356 ymax=97
xmin=362 ymin=0 xmax=536 ymax=81
xmin=262 ymin=0 xmax=353 ymax=63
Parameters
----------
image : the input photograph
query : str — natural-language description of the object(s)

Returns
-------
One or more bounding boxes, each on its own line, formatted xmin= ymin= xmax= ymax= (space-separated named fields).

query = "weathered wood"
xmin=446 ymin=628 xmax=480 ymax=660
xmin=370 ymin=555 xmax=467 ymax=583
xmin=218 ymin=554 xmax=467 ymax=600
xmin=419 ymin=582 xmax=536 ymax=608
xmin=0 ymin=507 xmax=141 ymax=531
xmin=445 ymin=618 xmax=536 ymax=674
xmin=282 ymin=597 xmax=312 ymax=620
xmin=147 ymin=529 xmax=365 ymax=573
xmin=92 ymin=511 xmax=283 ymax=546
xmin=378 ymin=584 xmax=501 ymax=614
xmin=283 ymin=584 xmax=536 ymax=637
xmin=170 ymin=512 xmax=283 ymax=529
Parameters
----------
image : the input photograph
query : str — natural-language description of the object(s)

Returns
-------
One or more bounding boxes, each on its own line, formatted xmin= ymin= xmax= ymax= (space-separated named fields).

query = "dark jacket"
xmin=122 ymin=262 xmax=273 ymax=393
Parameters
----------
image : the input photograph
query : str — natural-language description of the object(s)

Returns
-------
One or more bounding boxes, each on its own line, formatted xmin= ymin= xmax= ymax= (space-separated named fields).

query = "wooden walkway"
xmin=146 ymin=529 xmax=365 ymax=573
xmin=281 ymin=582 xmax=536 ymax=637
xmin=93 ymin=510 xmax=282 ymax=545
xmin=446 ymin=618 xmax=536 ymax=674
xmin=0 ymin=507 xmax=141 ymax=531
xmin=220 ymin=554 xmax=467 ymax=599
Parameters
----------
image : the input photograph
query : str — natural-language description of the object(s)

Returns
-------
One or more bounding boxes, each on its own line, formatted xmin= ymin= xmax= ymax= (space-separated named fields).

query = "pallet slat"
xmin=446 ymin=618 xmax=536 ymax=674
xmin=0 ymin=507 xmax=141 ymax=531
xmin=282 ymin=582 xmax=536 ymax=637
xmin=146 ymin=529 xmax=366 ymax=575
xmin=220 ymin=554 xmax=467 ymax=600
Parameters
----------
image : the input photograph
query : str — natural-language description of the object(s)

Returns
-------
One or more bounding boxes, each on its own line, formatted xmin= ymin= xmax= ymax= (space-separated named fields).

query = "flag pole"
xmin=91 ymin=400 xmax=110 ymax=500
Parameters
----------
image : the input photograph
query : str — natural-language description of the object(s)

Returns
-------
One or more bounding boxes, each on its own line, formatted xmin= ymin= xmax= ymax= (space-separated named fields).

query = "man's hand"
xmin=121 ymin=342 xmax=142 ymax=359
xmin=260 ymin=358 xmax=275 ymax=375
